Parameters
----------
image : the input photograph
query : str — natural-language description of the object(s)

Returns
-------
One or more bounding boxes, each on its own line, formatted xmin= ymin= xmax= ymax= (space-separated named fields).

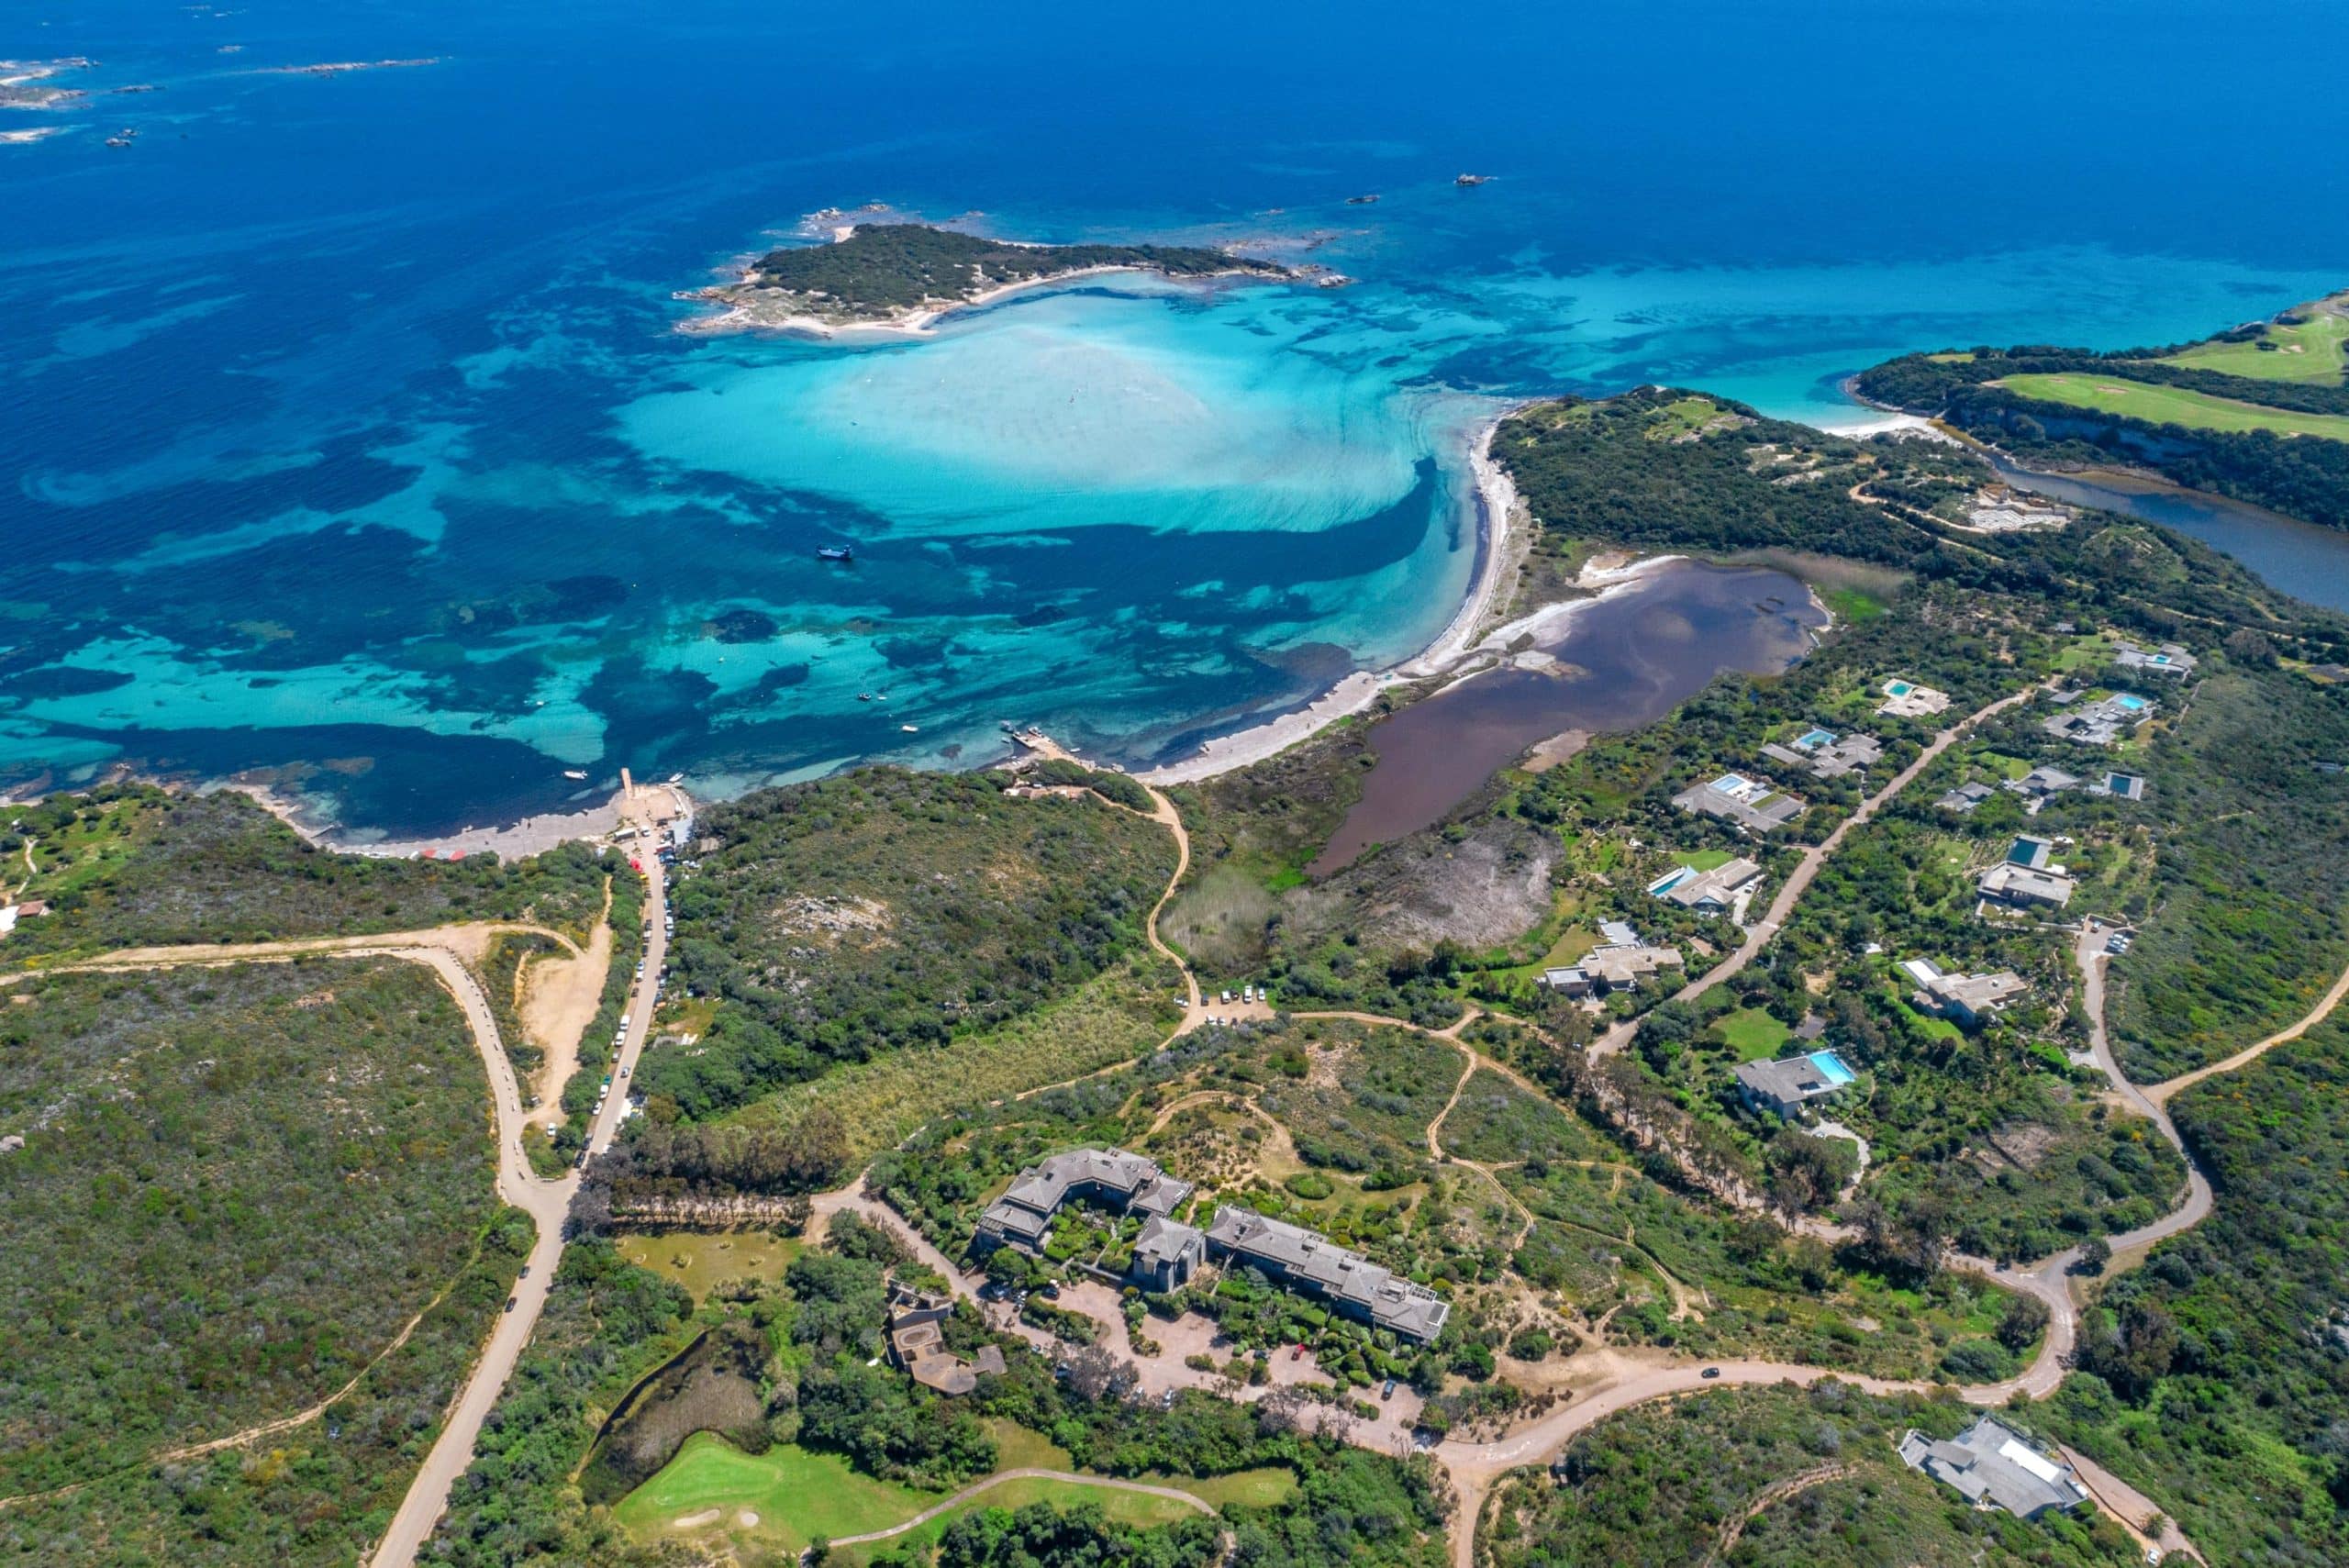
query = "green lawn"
xmin=2157 ymin=312 xmax=2348 ymax=384
xmin=616 ymin=1424 xmax=1239 ymax=1557
xmin=1674 ymin=848 xmax=1738 ymax=873
xmin=1158 ymin=1466 xmax=1298 ymax=1509
xmin=615 ymin=1232 xmax=802 ymax=1303
xmin=1821 ymin=586 xmax=1886 ymax=623
xmin=615 ymin=1435 xmax=929 ymax=1551
xmin=1715 ymin=1006 xmax=1793 ymax=1061
xmin=1997 ymin=372 xmax=2349 ymax=441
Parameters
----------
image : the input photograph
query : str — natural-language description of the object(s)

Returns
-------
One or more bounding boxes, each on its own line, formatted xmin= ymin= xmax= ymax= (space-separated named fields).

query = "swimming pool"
xmin=1808 ymin=1051 xmax=1857 ymax=1086
xmin=1798 ymin=728 xmax=1835 ymax=748
xmin=1886 ymin=681 xmax=1915 ymax=696
xmin=2117 ymin=694 xmax=2148 ymax=710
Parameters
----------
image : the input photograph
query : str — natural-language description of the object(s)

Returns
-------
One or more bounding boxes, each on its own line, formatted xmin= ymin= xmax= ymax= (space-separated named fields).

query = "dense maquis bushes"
xmin=2 ymin=784 xmax=612 ymax=954
xmin=1489 ymin=1382 xmax=2143 ymax=1568
xmin=0 ymin=958 xmax=531 ymax=1567
xmin=875 ymin=1499 xmax=1222 ymax=1568
xmin=2102 ymin=667 xmax=2349 ymax=1078
xmin=1497 ymin=389 xmax=2348 ymax=655
xmin=0 ymin=960 xmax=500 ymax=1497
xmin=2047 ymin=1019 xmax=2349 ymax=1566
xmin=741 ymin=223 xmax=1284 ymax=317
xmin=645 ymin=768 xmax=1174 ymax=1120
xmin=423 ymin=1242 xmax=695 ymax=1568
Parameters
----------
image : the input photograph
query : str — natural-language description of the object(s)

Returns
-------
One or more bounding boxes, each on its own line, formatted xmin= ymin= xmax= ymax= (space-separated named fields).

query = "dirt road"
xmin=824 ymin=1469 xmax=1215 ymax=1549
xmin=370 ymin=854 xmax=668 ymax=1565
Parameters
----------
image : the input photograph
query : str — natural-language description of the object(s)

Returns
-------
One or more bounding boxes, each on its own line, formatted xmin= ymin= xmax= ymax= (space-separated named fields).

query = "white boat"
xmin=562 ymin=769 xmax=587 ymax=780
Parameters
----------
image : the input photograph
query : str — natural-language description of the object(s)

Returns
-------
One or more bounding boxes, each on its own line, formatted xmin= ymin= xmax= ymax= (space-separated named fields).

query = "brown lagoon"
xmin=1310 ymin=561 xmax=1827 ymax=875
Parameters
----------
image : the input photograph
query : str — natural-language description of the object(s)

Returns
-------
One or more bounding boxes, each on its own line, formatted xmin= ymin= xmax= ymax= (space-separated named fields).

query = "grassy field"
xmin=1673 ymin=848 xmax=1739 ymax=873
xmin=616 ymin=1230 xmax=802 ymax=1302
xmin=729 ymin=950 xmax=1182 ymax=1161
xmin=1997 ymin=371 xmax=2349 ymax=440
xmin=2158 ymin=311 xmax=2348 ymax=384
xmin=617 ymin=1426 xmax=1252 ymax=1560
xmin=615 ymin=1433 xmax=929 ymax=1551
xmin=1713 ymin=1006 xmax=1793 ymax=1060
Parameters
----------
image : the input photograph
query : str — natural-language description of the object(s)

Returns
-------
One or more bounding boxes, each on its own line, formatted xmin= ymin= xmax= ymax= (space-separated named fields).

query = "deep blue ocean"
xmin=6 ymin=0 xmax=2345 ymax=837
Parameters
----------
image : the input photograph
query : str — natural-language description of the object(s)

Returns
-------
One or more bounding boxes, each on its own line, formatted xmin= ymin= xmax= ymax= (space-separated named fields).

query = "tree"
xmin=1996 ymin=1291 xmax=2051 ymax=1352
xmin=2074 ymin=1236 xmax=2112 ymax=1275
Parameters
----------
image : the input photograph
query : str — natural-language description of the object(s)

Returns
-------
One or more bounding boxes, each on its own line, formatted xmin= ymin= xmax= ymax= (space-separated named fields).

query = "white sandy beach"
xmin=225 ymin=781 xmax=628 ymax=860
xmin=1143 ymin=415 xmax=1562 ymax=785
xmin=680 ymin=261 xmax=1280 ymax=341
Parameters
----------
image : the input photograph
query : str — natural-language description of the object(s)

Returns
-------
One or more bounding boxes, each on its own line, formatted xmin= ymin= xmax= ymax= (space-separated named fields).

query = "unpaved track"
xmin=824 ymin=1468 xmax=1214 ymax=1548
xmin=34 ymin=856 xmax=678 ymax=1565
xmin=371 ymin=855 xmax=667 ymax=1566
xmin=2145 ymin=944 xmax=2349 ymax=1106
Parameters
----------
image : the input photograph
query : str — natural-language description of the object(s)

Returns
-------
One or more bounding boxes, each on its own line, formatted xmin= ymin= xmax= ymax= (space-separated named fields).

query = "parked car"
xmin=1701 ymin=1366 xmax=1721 ymax=1379
xmin=1381 ymin=1378 xmax=1397 ymax=1400
xmin=504 ymin=1296 xmax=518 ymax=1313
xmin=1290 ymin=1344 xmax=1303 ymax=1361
xmin=1041 ymin=1283 xmax=1061 ymax=1300
xmin=518 ymin=1264 xmax=530 ymax=1279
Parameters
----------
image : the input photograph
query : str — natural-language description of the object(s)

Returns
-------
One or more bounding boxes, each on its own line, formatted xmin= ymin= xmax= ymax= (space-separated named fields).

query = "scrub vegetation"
xmin=646 ymin=768 xmax=1175 ymax=1124
xmin=2047 ymin=1018 xmax=2349 ymax=1565
xmin=731 ymin=222 xmax=1286 ymax=322
xmin=0 ymin=784 xmax=613 ymax=955
xmin=0 ymin=960 xmax=527 ymax=1565
xmin=1486 ymin=1382 xmax=2144 ymax=1568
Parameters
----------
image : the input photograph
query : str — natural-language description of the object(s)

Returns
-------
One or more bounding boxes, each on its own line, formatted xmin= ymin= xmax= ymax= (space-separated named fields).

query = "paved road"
xmin=1591 ymin=680 xmax=2048 ymax=1058
xmin=370 ymin=853 xmax=669 ymax=1568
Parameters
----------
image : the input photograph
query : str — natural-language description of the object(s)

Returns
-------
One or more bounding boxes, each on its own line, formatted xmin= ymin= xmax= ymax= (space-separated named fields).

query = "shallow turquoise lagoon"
xmin=4 ymin=1 xmax=2344 ymax=835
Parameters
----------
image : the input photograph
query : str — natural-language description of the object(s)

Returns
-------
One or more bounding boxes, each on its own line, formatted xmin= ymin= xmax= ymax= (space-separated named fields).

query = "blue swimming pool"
xmin=2117 ymin=694 xmax=2148 ymax=711
xmin=1808 ymin=1051 xmax=1857 ymax=1086
xmin=1798 ymin=728 xmax=1835 ymax=747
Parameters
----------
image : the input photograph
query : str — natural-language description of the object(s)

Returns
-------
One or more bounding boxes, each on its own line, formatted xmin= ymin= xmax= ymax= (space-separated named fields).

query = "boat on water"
xmin=562 ymin=769 xmax=587 ymax=780
xmin=817 ymin=544 xmax=854 ymax=562
xmin=900 ymin=724 xmax=919 ymax=733
xmin=1453 ymin=172 xmax=1491 ymax=186
xmin=1346 ymin=193 xmax=1381 ymax=205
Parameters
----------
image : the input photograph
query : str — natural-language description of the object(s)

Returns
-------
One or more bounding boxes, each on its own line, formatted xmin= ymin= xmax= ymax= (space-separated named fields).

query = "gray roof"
xmin=1671 ymin=773 xmax=1805 ymax=833
xmin=1657 ymin=856 xmax=1764 ymax=910
xmin=1898 ymin=1417 xmax=2087 ymax=1518
xmin=1133 ymin=1215 xmax=1205 ymax=1268
xmin=1763 ymin=731 xmax=1885 ymax=779
xmin=978 ymin=1147 xmax=1192 ymax=1247
xmin=2114 ymin=641 xmax=2196 ymax=675
xmin=1204 ymin=1206 xmax=1450 ymax=1341
xmin=2042 ymin=692 xmax=2155 ymax=748
xmin=1936 ymin=781 xmax=1996 ymax=812
xmin=2008 ymin=765 xmax=2081 ymax=796
xmin=1979 ymin=862 xmax=2076 ymax=907
xmin=1733 ymin=1052 xmax=1849 ymax=1111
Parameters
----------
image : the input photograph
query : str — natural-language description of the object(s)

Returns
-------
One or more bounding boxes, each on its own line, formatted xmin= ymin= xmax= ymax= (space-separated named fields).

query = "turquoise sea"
xmin=5 ymin=1 xmax=2345 ymax=836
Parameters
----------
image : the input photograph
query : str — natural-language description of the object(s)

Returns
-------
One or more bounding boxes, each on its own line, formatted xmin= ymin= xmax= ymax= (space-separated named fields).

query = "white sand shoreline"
xmin=220 ymin=780 xmax=637 ymax=861
xmin=678 ymin=261 xmax=1281 ymax=341
xmin=1141 ymin=413 xmax=1560 ymax=784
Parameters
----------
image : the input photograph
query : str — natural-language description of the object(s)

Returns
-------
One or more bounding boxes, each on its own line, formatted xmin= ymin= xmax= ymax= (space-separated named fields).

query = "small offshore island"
xmin=685 ymin=220 xmax=1297 ymax=337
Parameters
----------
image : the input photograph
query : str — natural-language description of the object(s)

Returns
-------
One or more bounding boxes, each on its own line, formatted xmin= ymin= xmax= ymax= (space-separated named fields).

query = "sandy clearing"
xmin=518 ymin=885 xmax=614 ymax=1125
